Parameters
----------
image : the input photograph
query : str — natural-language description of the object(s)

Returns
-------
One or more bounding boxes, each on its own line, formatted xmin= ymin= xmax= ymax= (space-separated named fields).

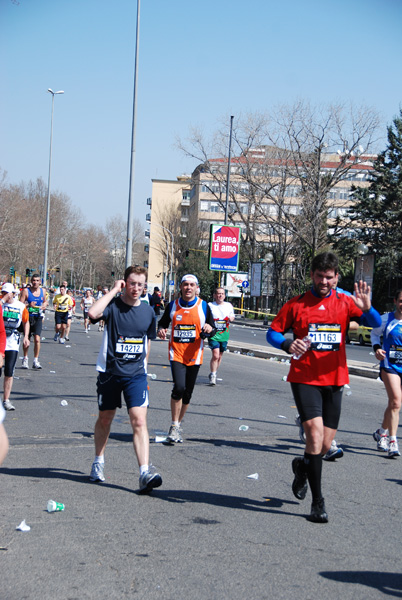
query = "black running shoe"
xmin=308 ymin=497 xmax=328 ymax=523
xmin=292 ymin=457 xmax=308 ymax=500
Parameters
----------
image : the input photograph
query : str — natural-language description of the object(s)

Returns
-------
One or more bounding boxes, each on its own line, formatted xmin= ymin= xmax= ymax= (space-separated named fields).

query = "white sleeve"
xmin=0 ymin=403 xmax=5 ymax=424
xmin=371 ymin=313 xmax=387 ymax=346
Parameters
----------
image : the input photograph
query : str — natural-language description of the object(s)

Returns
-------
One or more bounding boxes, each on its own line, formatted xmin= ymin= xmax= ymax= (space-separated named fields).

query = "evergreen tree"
xmin=333 ymin=109 xmax=402 ymax=309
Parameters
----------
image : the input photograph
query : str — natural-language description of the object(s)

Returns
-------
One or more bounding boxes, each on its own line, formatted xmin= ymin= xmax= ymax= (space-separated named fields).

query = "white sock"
xmin=380 ymin=427 xmax=389 ymax=436
xmin=140 ymin=464 xmax=149 ymax=475
xmin=172 ymin=421 xmax=179 ymax=426
xmin=389 ymin=436 xmax=397 ymax=442
xmin=94 ymin=455 xmax=104 ymax=464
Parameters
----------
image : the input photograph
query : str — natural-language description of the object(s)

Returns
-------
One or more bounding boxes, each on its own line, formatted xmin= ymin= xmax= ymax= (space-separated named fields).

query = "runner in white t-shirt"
xmin=81 ymin=290 xmax=94 ymax=333
xmin=208 ymin=287 xmax=235 ymax=385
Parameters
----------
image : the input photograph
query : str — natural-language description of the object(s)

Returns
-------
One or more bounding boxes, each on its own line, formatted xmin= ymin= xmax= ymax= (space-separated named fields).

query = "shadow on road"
xmin=155 ymin=488 xmax=302 ymax=517
xmin=187 ymin=436 xmax=299 ymax=456
xmin=320 ymin=571 xmax=402 ymax=597
xmin=0 ymin=466 xmax=137 ymax=494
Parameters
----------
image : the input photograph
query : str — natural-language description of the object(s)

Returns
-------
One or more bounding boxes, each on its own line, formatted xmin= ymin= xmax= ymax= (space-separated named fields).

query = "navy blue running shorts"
xmin=96 ymin=372 xmax=149 ymax=411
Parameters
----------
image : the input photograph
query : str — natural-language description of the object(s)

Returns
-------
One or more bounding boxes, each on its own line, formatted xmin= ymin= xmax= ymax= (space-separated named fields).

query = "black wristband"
xmin=281 ymin=339 xmax=292 ymax=354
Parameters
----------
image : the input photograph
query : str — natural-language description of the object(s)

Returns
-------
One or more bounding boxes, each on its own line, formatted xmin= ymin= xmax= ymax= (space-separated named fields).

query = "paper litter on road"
xmin=247 ymin=473 xmax=259 ymax=480
xmin=60 ymin=400 xmax=68 ymax=406
xmin=50 ymin=370 xmax=56 ymax=373
xmin=277 ymin=415 xmax=287 ymax=419
xmin=239 ymin=425 xmax=249 ymax=431
xmin=16 ymin=520 xmax=30 ymax=532
xmin=155 ymin=436 xmax=168 ymax=443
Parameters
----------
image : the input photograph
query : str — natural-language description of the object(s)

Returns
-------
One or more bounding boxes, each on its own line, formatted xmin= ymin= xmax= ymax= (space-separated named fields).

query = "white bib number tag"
xmin=389 ymin=346 xmax=402 ymax=365
xmin=308 ymin=323 xmax=341 ymax=351
xmin=215 ymin=319 xmax=226 ymax=332
xmin=115 ymin=336 xmax=143 ymax=356
xmin=173 ymin=324 xmax=196 ymax=343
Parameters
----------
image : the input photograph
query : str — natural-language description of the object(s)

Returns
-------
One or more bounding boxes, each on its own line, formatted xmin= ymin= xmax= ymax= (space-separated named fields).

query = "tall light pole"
xmin=125 ymin=0 xmax=141 ymax=268
xmin=43 ymin=88 xmax=64 ymax=287
xmin=222 ymin=115 xmax=234 ymax=287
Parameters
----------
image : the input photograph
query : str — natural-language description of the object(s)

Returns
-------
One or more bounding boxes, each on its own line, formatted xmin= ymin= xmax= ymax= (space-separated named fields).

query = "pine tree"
xmin=334 ymin=110 xmax=402 ymax=307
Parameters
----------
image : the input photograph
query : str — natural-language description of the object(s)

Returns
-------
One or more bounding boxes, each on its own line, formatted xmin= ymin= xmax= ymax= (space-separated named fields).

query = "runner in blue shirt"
xmin=88 ymin=265 xmax=162 ymax=494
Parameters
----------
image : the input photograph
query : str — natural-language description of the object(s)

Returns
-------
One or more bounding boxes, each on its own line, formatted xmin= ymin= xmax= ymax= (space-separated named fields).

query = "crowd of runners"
xmin=1 ymin=252 xmax=401 ymax=521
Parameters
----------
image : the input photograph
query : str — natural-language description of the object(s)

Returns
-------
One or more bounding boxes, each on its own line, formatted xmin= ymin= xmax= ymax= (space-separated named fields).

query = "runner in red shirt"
xmin=267 ymin=252 xmax=381 ymax=523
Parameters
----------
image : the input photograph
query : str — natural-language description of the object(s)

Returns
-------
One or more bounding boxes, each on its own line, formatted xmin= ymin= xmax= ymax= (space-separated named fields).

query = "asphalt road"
xmin=0 ymin=316 xmax=401 ymax=599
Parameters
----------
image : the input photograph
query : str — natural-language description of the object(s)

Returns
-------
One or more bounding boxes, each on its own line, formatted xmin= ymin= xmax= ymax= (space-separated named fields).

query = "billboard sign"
xmin=208 ymin=225 xmax=241 ymax=272
xmin=225 ymin=272 xmax=248 ymax=298
xmin=250 ymin=262 xmax=262 ymax=297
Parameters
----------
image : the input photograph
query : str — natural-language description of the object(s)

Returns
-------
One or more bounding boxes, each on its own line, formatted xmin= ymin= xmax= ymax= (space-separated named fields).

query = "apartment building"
xmin=147 ymin=147 xmax=376 ymax=296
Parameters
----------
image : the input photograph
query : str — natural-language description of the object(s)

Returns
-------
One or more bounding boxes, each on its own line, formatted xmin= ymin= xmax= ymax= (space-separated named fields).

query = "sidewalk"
xmin=232 ymin=317 xmax=380 ymax=380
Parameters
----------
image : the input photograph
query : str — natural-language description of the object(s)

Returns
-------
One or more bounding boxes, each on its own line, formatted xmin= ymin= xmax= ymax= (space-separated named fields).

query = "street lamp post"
xmin=125 ymin=0 xmax=141 ymax=268
xmin=357 ymin=243 xmax=369 ymax=280
xmin=43 ymin=88 xmax=64 ymax=287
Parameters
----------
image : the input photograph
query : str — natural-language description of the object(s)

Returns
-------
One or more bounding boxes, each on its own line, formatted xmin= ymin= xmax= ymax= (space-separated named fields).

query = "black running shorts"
xmin=290 ymin=382 xmax=343 ymax=430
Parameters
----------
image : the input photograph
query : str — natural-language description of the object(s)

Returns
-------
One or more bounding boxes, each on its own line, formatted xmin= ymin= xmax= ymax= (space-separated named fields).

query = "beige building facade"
xmin=147 ymin=176 xmax=191 ymax=295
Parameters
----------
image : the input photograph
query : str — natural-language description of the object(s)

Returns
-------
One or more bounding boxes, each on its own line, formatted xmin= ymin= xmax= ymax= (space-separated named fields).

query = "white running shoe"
xmin=32 ymin=359 xmax=42 ymax=370
xmin=139 ymin=469 xmax=162 ymax=494
xmin=323 ymin=440 xmax=344 ymax=461
xmin=59 ymin=337 xmax=65 ymax=344
xmin=377 ymin=436 xmax=389 ymax=452
xmin=209 ymin=372 xmax=217 ymax=386
xmin=21 ymin=357 xmax=29 ymax=369
xmin=165 ymin=424 xmax=183 ymax=444
xmin=388 ymin=440 xmax=400 ymax=458
xmin=295 ymin=414 xmax=306 ymax=442
xmin=89 ymin=461 xmax=105 ymax=482
xmin=3 ymin=399 xmax=15 ymax=411
xmin=373 ymin=429 xmax=389 ymax=452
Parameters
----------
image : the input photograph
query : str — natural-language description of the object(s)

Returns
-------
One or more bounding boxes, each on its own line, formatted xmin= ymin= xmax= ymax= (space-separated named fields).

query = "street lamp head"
xmin=47 ymin=89 xmax=64 ymax=95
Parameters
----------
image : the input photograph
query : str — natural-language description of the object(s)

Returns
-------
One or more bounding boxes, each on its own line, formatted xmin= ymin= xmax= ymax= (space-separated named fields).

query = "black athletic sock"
xmin=303 ymin=452 xmax=323 ymax=501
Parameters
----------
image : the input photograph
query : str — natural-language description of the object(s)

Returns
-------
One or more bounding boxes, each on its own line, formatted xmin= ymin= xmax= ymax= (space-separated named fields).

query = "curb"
xmin=226 ymin=342 xmax=380 ymax=380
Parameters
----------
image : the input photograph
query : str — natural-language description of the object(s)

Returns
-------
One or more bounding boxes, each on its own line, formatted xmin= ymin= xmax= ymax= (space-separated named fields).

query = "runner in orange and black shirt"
xmin=157 ymin=274 xmax=215 ymax=444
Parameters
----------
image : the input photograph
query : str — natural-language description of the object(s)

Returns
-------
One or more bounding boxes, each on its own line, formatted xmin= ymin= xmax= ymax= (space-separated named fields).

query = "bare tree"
xmin=178 ymin=103 xmax=380 ymax=306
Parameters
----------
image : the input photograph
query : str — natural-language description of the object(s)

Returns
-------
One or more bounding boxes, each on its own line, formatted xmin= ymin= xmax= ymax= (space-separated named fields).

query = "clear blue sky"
xmin=1 ymin=0 xmax=401 ymax=228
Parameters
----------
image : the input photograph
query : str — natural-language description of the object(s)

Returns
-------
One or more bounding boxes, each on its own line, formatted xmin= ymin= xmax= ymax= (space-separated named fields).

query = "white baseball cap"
xmin=181 ymin=274 xmax=199 ymax=285
xmin=1 ymin=282 xmax=15 ymax=294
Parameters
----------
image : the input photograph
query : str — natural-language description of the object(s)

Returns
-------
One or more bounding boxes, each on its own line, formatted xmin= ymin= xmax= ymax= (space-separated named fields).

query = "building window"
xmin=210 ymin=202 xmax=222 ymax=213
